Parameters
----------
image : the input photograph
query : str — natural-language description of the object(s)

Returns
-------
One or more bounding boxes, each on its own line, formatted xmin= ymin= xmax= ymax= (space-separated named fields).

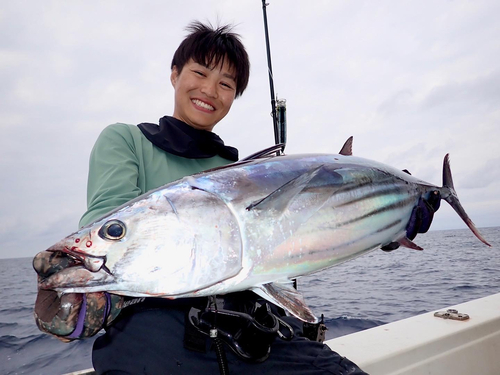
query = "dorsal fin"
xmin=339 ymin=136 xmax=353 ymax=156
xmin=240 ymin=143 xmax=284 ymax=162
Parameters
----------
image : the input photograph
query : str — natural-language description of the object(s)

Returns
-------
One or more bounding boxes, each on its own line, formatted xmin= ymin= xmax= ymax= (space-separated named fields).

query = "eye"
xmin=98 ymin=220 xmax=126 ymax=240
xmin=220 ymin=82 xmax=234 ymax=89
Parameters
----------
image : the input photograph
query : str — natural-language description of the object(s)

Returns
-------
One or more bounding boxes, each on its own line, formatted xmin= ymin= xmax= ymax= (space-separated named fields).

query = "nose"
xmin=200 ymin=79 xmax=218 ymax=98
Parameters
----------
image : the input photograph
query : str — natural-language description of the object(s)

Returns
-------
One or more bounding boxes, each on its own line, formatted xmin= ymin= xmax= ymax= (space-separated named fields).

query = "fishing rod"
xmin=261 ymin=0 xmax=287 ymax=154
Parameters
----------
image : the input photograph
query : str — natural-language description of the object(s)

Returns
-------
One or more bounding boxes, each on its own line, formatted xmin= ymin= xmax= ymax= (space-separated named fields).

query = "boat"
xmin=64 ymin=292 xmax=500 ymax=375
xmin=325 ymin=292 xmax=500 ymax=375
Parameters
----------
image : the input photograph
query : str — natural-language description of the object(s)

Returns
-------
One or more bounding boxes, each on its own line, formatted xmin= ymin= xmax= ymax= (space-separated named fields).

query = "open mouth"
xmin=192 ymin=99 xmax=215 ymax=111
xmin=40 ymin=263 xmax=112 ymax=291
xmin=52 ymin=247 xmax=112 ymax=275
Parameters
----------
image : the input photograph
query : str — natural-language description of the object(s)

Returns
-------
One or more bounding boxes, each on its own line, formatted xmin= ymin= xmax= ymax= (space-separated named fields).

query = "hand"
xmin=381 ymin=191 xmax=441 ymax=251
xmin=33 ymin=251 xmax=123 ymax=341
xmin=406 ymin=191 xmax=441 ymax=240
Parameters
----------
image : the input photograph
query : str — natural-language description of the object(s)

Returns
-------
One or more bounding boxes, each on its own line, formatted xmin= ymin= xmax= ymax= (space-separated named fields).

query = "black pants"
xmin=93 ymin=306 xmax=368 ymax=375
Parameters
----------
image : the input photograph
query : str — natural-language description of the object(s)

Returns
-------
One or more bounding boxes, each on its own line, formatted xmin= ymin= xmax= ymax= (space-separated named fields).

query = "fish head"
xmin=41 ymin=189 xmax=199 ymax=294
xmin=41 ymin=185 xmax=245 ymax=296
xmin=39 ymin=216 xmax=125 ymax=292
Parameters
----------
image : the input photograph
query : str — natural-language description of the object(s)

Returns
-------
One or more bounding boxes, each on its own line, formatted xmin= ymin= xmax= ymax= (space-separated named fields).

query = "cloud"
xmin=1 ymin=0 xmax=499 ymax=259
xmin=461 ymin=157 xmax=500 ymax=189
xmin=421 ymin=70 xmax=500 ymax=112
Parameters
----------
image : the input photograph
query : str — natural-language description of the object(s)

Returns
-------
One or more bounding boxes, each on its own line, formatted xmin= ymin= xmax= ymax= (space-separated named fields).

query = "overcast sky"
xmin=1 ymin=0 xmax=499 ymax=259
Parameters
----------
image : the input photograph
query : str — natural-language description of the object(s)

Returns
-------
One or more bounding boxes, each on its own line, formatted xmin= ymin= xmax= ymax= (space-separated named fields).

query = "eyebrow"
xmin=222 ymin=72 xmax=236 ymax=81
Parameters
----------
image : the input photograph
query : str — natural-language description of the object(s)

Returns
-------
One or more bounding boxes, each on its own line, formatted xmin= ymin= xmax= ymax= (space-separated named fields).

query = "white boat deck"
xmin=326 ymin=293 xmax=500 ymax=375
xmin=65 ymin=293 xmax=500 ymax=375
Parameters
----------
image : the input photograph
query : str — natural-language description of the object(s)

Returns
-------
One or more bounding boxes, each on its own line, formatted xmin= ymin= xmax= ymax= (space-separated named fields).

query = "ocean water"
xmin=1 ymin=227 xmax=499 ymax=375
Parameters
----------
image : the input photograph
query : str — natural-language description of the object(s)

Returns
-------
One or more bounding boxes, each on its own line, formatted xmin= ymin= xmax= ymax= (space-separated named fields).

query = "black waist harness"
xmin=118 ymin=292 xmax=326 ymax=364
xmin=118 ymin=293 xmax=292 ymax=362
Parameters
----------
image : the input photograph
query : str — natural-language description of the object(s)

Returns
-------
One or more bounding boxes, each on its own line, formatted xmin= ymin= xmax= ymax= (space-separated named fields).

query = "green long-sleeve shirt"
xmin=79 ymin=123 xmax=232 ymax=227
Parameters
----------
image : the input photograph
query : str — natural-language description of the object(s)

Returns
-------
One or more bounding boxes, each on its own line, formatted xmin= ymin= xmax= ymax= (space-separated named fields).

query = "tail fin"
xmin=442 ymin=154 xmax=491 ymax=247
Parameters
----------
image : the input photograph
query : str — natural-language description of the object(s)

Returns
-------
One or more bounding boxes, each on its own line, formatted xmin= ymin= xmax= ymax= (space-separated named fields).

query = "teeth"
xmin=192 ymin=99 xmax=214 ymax=111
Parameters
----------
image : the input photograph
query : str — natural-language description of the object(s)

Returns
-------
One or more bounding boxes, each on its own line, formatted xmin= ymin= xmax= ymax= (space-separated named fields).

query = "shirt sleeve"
xmin=79 ymin=124 xmax=142 ymax=227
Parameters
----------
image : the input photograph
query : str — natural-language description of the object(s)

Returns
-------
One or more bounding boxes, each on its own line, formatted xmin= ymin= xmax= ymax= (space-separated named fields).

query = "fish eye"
xmin=99 ymin=220 xmax=126 ymax=241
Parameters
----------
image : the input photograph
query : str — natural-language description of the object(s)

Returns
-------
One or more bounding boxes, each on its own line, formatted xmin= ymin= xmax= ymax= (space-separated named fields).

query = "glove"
xmin=33 ymin=250 xmax=123 ymax=342
xmin=406 ymin=191 xmax=441 ymax=240
xmin=381 ymin=190 xmax=441 ymax=251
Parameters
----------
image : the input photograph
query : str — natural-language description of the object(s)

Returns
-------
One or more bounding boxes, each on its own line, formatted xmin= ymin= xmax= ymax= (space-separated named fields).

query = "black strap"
xmin=184 ymin=310 xmax=208 ymax=353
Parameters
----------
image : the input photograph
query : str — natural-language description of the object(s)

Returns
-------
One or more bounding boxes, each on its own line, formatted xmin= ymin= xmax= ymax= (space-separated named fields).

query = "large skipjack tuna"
xmin=38 ymin=138 xmax=490 ymax=323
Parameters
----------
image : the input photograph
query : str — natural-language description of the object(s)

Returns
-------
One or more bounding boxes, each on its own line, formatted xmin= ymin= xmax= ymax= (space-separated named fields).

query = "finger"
xmin=418 ymin=199 xmax=435 ymax=234
xmin=34 ymin=289 xmax=63 ymax=322
xmin=34 ymin=291 xmax=83 ymax=337
xmin=33 ymin=251 xmax=79 ymax=278
xmin=59 ymin=293 xmax=85 ymax=321
xmin=406 ymin=204 xmax=422 ymax=240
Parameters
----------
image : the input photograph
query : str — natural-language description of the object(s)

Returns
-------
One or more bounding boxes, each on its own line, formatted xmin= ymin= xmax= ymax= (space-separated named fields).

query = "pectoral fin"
xmin=246 ymin=166 xmax=323 ymax=213
xmin=251 ymin=282 xmax=318 ymax=323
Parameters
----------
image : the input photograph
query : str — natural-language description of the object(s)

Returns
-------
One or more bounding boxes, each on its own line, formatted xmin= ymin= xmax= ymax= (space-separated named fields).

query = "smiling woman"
xmin=32 ymin=20 xmax=368 ymax=375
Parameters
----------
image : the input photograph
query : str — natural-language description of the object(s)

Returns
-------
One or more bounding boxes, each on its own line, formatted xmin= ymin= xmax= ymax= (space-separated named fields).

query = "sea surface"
xmin=1 ymin=227 xmax=499 ymax=375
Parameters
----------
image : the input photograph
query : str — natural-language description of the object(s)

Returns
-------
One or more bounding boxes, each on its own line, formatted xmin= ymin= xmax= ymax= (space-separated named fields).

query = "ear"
xmin=170 ymin=66 xmax=179 ymax=87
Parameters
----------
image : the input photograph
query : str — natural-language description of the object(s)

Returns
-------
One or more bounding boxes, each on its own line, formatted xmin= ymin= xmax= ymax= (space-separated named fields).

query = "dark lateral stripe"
xmin=375 ymin=219 xmax=403 ymax=233
xmin=336 ymin=185 xmax=408 ymax=209
xmin=332 ymin=174 xmax=398 ymax=195
xmin=336 ymin=195 xmax=416 ymax=229
xmin=321 ymin=219 xmax=403 ymax=253
xmin=290 ymin=218 xmax=403 ymax=260
xmin=305 ymin=242 xmax=383 ymax=262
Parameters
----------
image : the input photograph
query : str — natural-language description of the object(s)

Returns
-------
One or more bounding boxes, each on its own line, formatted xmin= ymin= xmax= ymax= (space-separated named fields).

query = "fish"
xmin=39 ymin=138 xmax=491 ymax=323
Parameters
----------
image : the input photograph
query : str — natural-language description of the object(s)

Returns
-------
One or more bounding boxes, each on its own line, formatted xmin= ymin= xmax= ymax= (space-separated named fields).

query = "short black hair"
xmin=171 ymin=21 xmax=250 ymax=98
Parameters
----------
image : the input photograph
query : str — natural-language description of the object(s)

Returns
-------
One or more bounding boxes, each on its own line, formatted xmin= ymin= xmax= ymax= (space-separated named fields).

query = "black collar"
xmin=137 ymin=116 xmax=238 ymax=161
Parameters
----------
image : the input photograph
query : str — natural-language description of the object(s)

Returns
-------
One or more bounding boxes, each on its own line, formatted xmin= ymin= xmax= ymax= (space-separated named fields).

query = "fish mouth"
xmin=39 ymin=261 xmax=115 ymax=292
xmin=38 ymin=247 xmax=114 ymax=292
xmin=49 ymin=246 xmax=112 ymax=275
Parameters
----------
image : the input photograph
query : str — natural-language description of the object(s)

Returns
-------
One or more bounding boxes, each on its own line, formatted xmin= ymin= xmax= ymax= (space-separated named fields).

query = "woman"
xmin=34 ymin=21 xmax=367 ymax=375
